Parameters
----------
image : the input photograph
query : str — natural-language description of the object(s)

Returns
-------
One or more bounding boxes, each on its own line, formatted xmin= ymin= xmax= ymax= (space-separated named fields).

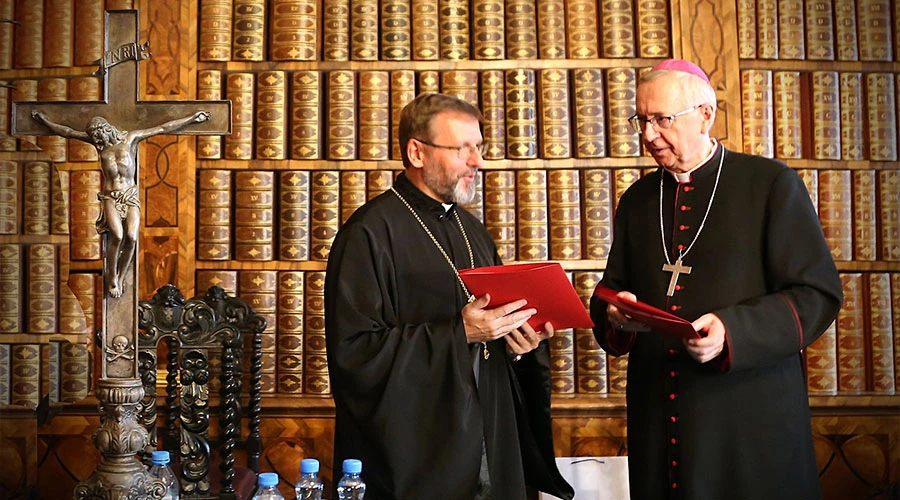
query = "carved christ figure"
xmin=31 ymin=110 xmax=211 ymax=298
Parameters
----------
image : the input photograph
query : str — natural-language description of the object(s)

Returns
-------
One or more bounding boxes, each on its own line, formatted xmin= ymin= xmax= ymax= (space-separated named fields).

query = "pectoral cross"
xmin=662 ymin=255 xmax=692 ymax=297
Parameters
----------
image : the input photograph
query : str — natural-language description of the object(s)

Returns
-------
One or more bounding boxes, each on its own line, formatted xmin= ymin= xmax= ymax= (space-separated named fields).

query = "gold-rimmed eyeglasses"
xmin=628 ymin=104 xmax=704 ymax=134
xmin=413 ymin=137 xmax=487 ymax=160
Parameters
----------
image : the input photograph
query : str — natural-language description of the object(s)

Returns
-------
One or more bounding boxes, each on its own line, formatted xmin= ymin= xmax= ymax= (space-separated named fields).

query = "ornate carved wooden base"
xmin=72 ymin=378 xmax=165 ymax=500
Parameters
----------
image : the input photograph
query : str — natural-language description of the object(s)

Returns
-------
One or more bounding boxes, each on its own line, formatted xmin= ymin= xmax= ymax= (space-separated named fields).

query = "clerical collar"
xmin=394 ymin=172 xmax=455 ymax=219
xmin=663 ymin=139 xmax=719 ymax=183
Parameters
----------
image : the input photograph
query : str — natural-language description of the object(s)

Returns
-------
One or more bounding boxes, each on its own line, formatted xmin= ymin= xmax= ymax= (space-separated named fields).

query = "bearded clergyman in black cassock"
xmin=325 ymin=93 xmax=574 ymax=500
xmin=590 ymin=59 xmax=843 ymax=500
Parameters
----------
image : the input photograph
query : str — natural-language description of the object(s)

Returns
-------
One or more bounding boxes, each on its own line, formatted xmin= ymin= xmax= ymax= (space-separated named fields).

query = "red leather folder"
xmin=592 ymin=284 xmax=700 ymax=339
xmin=459 ymin=262 xmax=593 ymax=330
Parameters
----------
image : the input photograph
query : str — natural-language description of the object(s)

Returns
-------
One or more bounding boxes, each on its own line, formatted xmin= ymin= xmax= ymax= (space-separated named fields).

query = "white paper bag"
xmin=540 ymin=456 xmax=630 ymax=500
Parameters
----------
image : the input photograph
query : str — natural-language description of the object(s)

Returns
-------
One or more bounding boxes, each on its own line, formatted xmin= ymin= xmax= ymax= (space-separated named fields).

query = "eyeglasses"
xmin=413 ymin=137 xmax=487 ymax=160
xmin=628 ymin=104 xmax=704 ymax=134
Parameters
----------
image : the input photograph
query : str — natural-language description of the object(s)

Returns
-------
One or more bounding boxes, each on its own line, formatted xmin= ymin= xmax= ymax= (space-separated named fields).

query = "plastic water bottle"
xmin=252 ymin=472 xmax=284 ymax=500
xmin=294 ymin=458 xmax=324 ymax=500
xmin=336 ymin=459 xmax=366 ymax=500
xmin=148 ymin=450 xmax=179 ymax=500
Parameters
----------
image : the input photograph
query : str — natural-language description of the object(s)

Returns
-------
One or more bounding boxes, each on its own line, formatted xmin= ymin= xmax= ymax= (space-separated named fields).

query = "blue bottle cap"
xmin=300 ymin=458 xmax=320 ymax=474
xmin=258 ymin=472 xmax=279 ymax=487
xmin=151 ymin=450 xmax=170 ymax=465
xmin=342 ymin=459 xmax=362 ymax=474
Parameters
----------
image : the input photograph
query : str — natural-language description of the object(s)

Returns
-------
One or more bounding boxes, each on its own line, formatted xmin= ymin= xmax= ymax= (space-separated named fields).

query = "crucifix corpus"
xmin=11 ymin=10 xmax=230 ymax=500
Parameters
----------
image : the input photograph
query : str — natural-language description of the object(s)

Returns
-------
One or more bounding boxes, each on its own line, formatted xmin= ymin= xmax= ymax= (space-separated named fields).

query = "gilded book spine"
xmin=327 ymin=70 xmax=357 ymax=160
xmin=506 ymin=0 xmax=538 ymax=59
xmin=58 ymin=279 xmax=86 ymax=336
xmin=304 ymin=271 xmax=330 ymax=395
xmin=472 ymin=0 xmax=505 ymax=59
xmin=805 ymin=0 xmax=834 ymax=60
xmin=367 ymin=171 xmax=394 ymax=200
xmin=613 ymin=168 xmax=641 ymax=209
xmin=741 ymin=70 xmax=774 ymax=158
xmin=777 ymin=0 xmax=805 ymax=59
xmin=224 ymin=72 xmax=255 ymax=160
xmin=291 ymin=70 xmax=322 ymax=160
xmin=836 ymin=273 xmax=865 ymax=394
xmin=605 ymin=68 xmax=640 ymax=157
xmin=36 ymin=78 xmax=68 ymax=162
xmin=582 ymin=169 xmax=614 ymax=260
xmin=892 ymin=274 xmax=900 ymax=391
xmin=60 ymin=342 xmax=89 ymax=402
xmin=439 ymin=0 xmax=470 ymax=60
xmin=14 ymin=0 xmax=42 ymax=68
xmin=280 ymin=170 xmax=310 ymax=261
xmin=0 ymin=87 xmax=13 ymax=151
xmin=239 ymin=270 xmax=277 ymax=393
xmin=865 ymin=73 xmax=897 ymax=161
xmin=0 ymin=1 xmax=12 ymax=69
xmin=12 ymin=79 xmax=38 ymax=148
xmin=636 ymin=0 xmax=670 ymax=58
xmin=857 ymin=0 xmax=892 ymax=61
xmin=199 ymin=0 xmax=232 ymax=61
xmin=805 ymin=321 xmax=837 ymax=394
xmin=607 ymin=353 xmax=628 ymax=394
xmin=67 ymin=76 xmax=101 ymax=161
xmin=340 ymin=171 xmax=366 ymax=225
xmin=811 ymin=71 xmax=841 ymax=160
xmin=574 ymin=271 xmax=607 ymax=394
xmin=232 ymin=0 xmax=266 ymax=61
xmin=548 ymin=170 xmax=581 ymax=260
xmin=879 ymin=170 xmax=899 ymax=261
xmin=796 ymin=169 xmax=818 ymax=212
xmin=441 ymin=70 xmax=479 ymax=106
xmin=817 ymin=169 xmax=852 ymax=261
xmin=382 ymin=0 xmax=411 ymax=60
xmin=323 ymin=0 xmax=350 ymax=61
xmin=538 ymin=69 xmax=571 ymax=159
xmin=600 ymin=0 xmax=636 ymax=57
xmin=68 ymin=170 xmax=102 ymax=261
xmin=270 ymin=0 xmax=316 ymax=61
xmin=566 ymin=0 xmax=599 ymax=58
xmin=537 ymin=0 xmax=566 ymax=58
xmin=411 ymin=0 xmax=439 ymax=60
xmin=505 ymin=69 xmax=537 ymax=159
xmin=867 ymin=273 xmax=894 ymax=393
xmin=43 ymin=0 xmax=73 ymax=67
xmin=27 ymin=244 xmax=57 ymax=333
xmin=484 ymin=170 xmax=516 ymax=262
xmin=196 ymin=270 xmax=238 ymax=296
xmin=0 ymin=161 xmax=17 ymax=234
xmin=834 ymin=0 xmax=859 ymax=61
xmin=197 ymin=70 xmax=223 ymax=160
xmin=736 ymin=0 xmax=757 ymax=58
xmin=390 ymin=70 xmax=416 ymax=159
xmin=358 ymin=71 xmax=391 ymax=161
xmin=277 ymin=271 xmax=305 ymax=394
xmin=0 ymin=345 xmax=8 ymax=404
xmin=516 ymin=170 xmax=548 ymax=261
xmin=11 ymin=344 xmax=40 ymax=407
xmin=481 ymin=70 xmax=506 ymax=160
xmin=51 ymin=169 xmax=69 ymax=235
xmin=68 ymin=272 xmax=96 ymax=334
xmin=234 ymin=170 xmax=275 ymax=261
xmin=255 ymin=71 xmax=288 ymax=160
xmin=550 ymin=328 xmax=575 ymax=394
xmin=418 ymin=70 xmax=440 ymax=94
xmin=773 ymin=71 xmax=802 ymax=159
xmin=310 ymin=171 xmax=340 ymax=261
xmin=756 ymin=0 xmax=778 ymax=59
xmin=350 ymin=0 xmax=379 ymax=60
xmin=74 ymin=0 xmax=103 ymax=66
xmin=0 ymin=244 xmax=21 ymax=333
xmin=839 ymin=72 xmax=865 ymax=161
xmin=572 ymin=69 xmax=606 ymax=158
xmin=23 ymin=161 xmax=51 ymax=236
xmin=197 ymin=169 xmax=232 ymax=261
xmin=852 ymin=170 xmax=877 ymax=261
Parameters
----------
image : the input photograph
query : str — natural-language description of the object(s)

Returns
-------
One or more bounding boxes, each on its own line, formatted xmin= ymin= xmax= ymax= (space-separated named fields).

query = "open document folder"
xmin=592 ymin=284 xmax=700 ymax=339
xmin=459 ymin=262 xmax=593 ymax=330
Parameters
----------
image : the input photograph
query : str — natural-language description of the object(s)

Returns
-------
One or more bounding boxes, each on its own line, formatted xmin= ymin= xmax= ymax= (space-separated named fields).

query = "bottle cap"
xmin=300 ymin=458 xmax=320 ymax=474
xmin=151 ymin=450 xmax=170 ymax=465
xmin=342 ymin=459 xmax=362 ymax=474
xmin=258 ymin=472 xmax=279 ymax=487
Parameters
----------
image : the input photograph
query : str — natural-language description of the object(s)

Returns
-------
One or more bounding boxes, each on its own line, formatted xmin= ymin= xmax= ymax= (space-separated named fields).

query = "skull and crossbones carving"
xmin=105 ymin=335 xmax=135 ymax=363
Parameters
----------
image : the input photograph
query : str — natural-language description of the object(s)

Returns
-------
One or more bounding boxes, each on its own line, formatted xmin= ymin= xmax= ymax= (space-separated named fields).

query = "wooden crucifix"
xmin=11 ymin=10 xmax=230 ymax=381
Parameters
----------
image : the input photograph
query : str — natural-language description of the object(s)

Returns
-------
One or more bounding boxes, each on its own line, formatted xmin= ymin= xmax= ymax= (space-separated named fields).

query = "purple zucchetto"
xmin=651 ymin=59 xmax=710 ymax=84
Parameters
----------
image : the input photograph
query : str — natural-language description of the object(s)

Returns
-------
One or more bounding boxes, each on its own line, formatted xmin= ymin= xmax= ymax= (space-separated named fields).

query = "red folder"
xmin=592 ymin=284 xmax=700 ymax=339
xmin=459 ymin=262 xmax=593 ymax=330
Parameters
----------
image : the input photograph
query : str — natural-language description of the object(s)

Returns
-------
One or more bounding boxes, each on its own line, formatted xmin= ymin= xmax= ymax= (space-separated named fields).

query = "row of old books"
xmin=197 ymin=67 xmax=648 ymax=161
xmin=0 ymin=0 xmax=135 ymax=70
xmin=0 ymin=340 xmax=91 ymax=407
xmin=737 ymin=0 xmax=899 ymax=61
xmin=805 ymin=272 xmax=900 ymax=395
xmin=196 ymin=0 xmax=670 ymax=62
xmin=741 ymin=70 xmax=900 ymax=162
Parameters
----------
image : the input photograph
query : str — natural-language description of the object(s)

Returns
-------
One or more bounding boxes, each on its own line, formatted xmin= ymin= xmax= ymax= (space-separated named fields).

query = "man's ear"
xmin=406 ymin=139 xmax=426 ymax=169
xmin=699 ymin=103 xmax=716 ymax=135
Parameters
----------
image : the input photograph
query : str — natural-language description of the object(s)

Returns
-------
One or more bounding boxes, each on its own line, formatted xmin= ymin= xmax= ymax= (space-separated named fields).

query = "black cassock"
xmin=592 ymin=145 xmax=843 ymax=500
xmin=326 ymin=173 xmax=573 ymax=500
